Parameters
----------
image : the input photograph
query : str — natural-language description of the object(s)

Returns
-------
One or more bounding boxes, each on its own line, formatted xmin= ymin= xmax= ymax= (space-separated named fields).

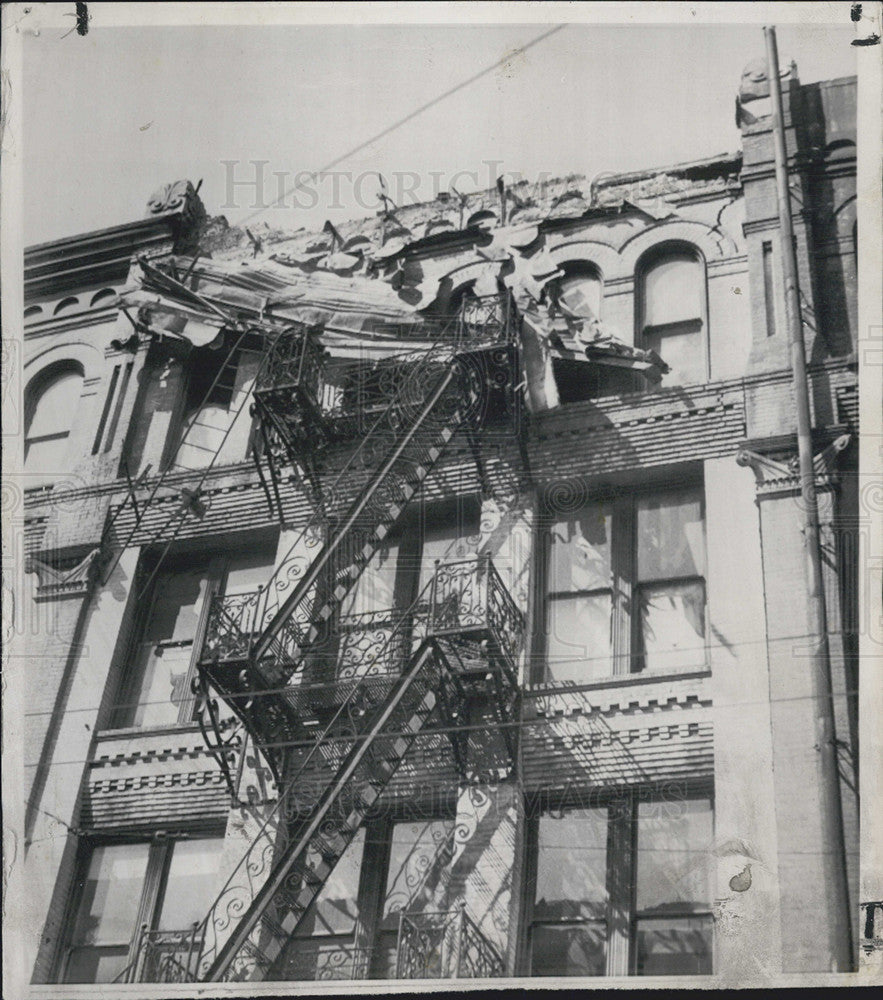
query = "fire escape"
xmin=121 ymin=296 xmax=526 ymax=983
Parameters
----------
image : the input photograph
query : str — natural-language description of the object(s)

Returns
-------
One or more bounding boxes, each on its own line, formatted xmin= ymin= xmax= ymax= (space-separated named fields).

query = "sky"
xmin=21 ymin=16 xmax=857 ymax=245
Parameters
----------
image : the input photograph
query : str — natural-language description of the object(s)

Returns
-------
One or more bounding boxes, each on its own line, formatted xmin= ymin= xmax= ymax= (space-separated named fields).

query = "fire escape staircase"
xmin=175 ymin=303 xmax=524 ymax=983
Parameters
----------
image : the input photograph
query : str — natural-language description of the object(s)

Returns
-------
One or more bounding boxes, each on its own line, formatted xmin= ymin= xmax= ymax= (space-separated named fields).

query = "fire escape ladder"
xmin=250 ymin=360 xmax=465 ymax=673
xmin=202 ymin=638 xmax=443 ymax=983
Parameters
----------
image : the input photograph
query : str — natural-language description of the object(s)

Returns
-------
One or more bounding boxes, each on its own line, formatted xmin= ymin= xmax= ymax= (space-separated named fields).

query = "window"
xmin=282 ymin=828 xmax=368 ymax=981
xmin=24 ymin=363 xmax=84 ymax=474
xmin=327 ymin=498 xmax=480 ymax=682
xmin=634 ymin=493 xmax=706 ymax=674
xmin=278 ymin=813 xmax=457 ymax=981
xmin=542 ymin=487 xmax=706 ymax=684
xmin=555 ymin=267 xmax=602 ymax=322
xmin=61 ymin=835 xmax=225 ymax=984
xmin=110 ymin=543 xmax=276 ymax=730
xmin=173 ymin=344 xmax=263 ymax=471
xmin=639 ymin=249 xmax=707 ymax=386
xmin=526 ymin=791 xmax=714 ymax=977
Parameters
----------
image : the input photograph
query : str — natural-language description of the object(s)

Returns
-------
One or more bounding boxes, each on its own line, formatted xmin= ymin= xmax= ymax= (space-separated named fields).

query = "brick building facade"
xmin=15 ymin=63 xmax=863 ymax=986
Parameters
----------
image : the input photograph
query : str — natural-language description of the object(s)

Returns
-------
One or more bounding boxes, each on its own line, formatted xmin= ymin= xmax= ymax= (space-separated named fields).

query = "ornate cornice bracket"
xmin=736 ymin=433 xmax=851 ymax=498
xmin=25 ymin=547 xmax=104 ymax=601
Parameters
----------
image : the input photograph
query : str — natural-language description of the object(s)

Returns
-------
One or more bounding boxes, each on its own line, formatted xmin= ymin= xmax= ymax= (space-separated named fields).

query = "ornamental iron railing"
xmin=395 ymin=903 xmax=505 ymax=979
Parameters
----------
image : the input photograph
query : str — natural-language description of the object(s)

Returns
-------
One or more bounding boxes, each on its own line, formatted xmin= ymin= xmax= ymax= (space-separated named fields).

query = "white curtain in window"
xmin=642 ymin=254 xmax=702 ymax=329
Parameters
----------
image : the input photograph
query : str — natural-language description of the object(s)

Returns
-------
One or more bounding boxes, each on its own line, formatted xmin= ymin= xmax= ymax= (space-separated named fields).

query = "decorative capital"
xmin=736 ymin=434 xmax=851 ymax=498
xmin=145 ymin=179 xmax=207 ymax=255
xmin=25 ymin=547 xmax=104 ymax=601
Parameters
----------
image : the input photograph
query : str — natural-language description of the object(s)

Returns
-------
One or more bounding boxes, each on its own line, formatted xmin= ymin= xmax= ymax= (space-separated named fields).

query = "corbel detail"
xmin=736 ymin=434 xmax=851 ymax=498
xmin=25 ymin=546 xmax=104 ymax=601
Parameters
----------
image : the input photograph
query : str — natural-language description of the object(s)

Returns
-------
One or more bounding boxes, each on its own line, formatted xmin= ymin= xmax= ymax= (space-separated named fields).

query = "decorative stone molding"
xmin=736 ymin=433 xmax=851 ymax=497
xmin=24 ymin=546 xmax=104 ymax=601
xmin=145 ymin=179 xmax=207 ymax=255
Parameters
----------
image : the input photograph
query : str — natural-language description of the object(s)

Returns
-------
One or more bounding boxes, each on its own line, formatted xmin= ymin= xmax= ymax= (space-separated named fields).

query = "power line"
xmin=20 ymin=628 xmax=857 ymax=721
xmin=22 ymin=680 xmax=859 ymax=770
xmin=239 ymin=24 xmax=569 ymax=229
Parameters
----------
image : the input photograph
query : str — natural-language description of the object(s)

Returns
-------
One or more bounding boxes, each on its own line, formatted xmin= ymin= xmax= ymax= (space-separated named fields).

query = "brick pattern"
xmin=81 ymin=731 xmax=231 ymax=831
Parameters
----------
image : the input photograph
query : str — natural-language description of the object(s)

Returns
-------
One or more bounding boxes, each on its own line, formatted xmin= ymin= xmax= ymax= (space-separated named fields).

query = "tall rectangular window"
xmin=545 ymin=503 xmax=614 ymax=683
xmin=281 ymin=829 xmax=367 ymax=981
xmin=111 ymin=542 xmax=276 ymax=730
xmin=331 ymin=499 xmax=480 ymax=682
xmin=635 ymin=491 xmax=707 ymax=674
xmin=634 ymin=797 xmax=715 ymax=975
xmin=639 ymin=250 xmax=707 ymax=386
xmin=529 ymin=807 xmax=609 ymax=976
xmin=542 ymin=487 xmax=706 ymax=684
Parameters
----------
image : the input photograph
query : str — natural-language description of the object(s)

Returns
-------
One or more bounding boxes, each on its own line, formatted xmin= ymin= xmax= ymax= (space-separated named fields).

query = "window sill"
xmin=524 ymin=666 xmax=711 ymax=698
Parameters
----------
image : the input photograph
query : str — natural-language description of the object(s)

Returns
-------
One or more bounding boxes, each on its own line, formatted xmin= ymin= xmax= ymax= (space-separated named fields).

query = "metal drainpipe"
xmin=764 ymin=24 xmax=852 ymax=970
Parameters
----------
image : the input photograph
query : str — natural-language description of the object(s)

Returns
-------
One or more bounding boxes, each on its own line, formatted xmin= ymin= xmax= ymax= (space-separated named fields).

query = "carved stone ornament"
xmin=25 ymin=547 xmax=103 ymax=601
xmin=736 ymin=434 xmax=851 ymax=497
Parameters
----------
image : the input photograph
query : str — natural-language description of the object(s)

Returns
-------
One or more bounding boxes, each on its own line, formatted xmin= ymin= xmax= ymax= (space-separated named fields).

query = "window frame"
xmin=636 ymin=244 xmax=709 ymax=387
xmin=307 ymin=496 xmax=481 ymax=687
xmin=23 ymin=361 xmax=85 ymax=473
xmin=279 ymin=805 xmax=459 ymax=981
xmin=537 ymin=484 xmax=708 ymax=687
xmin=107 ymin=539 xmax=278 ymax=732
xmin=521 ymin=786 xmax=714 ymax=978
xmin=57 ymin=831 xmax=226 ymax=985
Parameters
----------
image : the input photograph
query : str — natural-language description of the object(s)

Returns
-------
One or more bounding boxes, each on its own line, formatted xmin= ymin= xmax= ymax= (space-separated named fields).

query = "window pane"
xmin=535 ymin=808 xmax=608 ymax=920
xmin=636 ymin=797 xmax=713 ymax=914
xmin=636 ymin=915 xmax=713 ymax=976
xmin=70 ymin=844 xmax=150 ymax=948
xmin=27 ymin=370 xmax=83 ymax=439
xmin=224 ymin=546 xmax=276 ymax=595
xmin=546 ymin=594 xmax=612 ymax=683
xmin=177 ymin=404 xmax=234 ymax=470
xmin=126 ymin=642 xmax=193 ymax=728
xmin=296 ymin=828 xmax=365 ymax=936
xmin=418 ymin=524 xmax=474 ymax=594
xmin=24 ymin=434 xmax=72 ymax=475
xmin=636 ymin=493 xmax=705 ymax=581
xmin=638 ymin=581 xmax=706 ymax=673
xmin=383 ymin=819 xmax=455 ymax=919
xmin=558 ymin=273 xmax=602 ymax=320
xmin=64 ymin=945 xmax=131 ymax=984
xmin=643 ymin=255 xmax=701 ymax=328
xmin=531 ymin=922 xmax=607 ymax=977
xmin=339 ymin=542 xmax=400 ymax=617
xmin=144 ymin=566 xmax=209 ymax=644
xmin=157 ymin=838 xmax=225 ymax=930
xmin=642 ymin=321 xmax=704 ymax=386
xmin=548 ymin=504 xmax=612 ymax=593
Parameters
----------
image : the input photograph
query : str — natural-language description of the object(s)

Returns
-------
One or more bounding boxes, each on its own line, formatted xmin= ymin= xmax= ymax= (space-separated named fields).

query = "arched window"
xmin=638 ymin=247 xmax=707 ymax=386
xmin=24 ymin=363 xmax=84 ymax=473
xmin=555 ymin=264 xmax=602 ymax=321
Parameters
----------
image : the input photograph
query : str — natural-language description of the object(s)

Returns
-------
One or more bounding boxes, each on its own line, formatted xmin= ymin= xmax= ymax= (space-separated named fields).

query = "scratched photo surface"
xmin=2 ymin=3 xmax=880 ymax=996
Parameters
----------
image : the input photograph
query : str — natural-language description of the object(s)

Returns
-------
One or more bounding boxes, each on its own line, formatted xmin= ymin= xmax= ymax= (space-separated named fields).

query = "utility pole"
xmin=764 ymin=24 xmax=852 ymax=970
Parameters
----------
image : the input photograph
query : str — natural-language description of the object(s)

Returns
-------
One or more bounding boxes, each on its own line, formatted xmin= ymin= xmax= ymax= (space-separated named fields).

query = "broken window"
xmin=639 ymin=249 xmax=706 ymax=386
xmin=545 ymin=502 xmax=614 ymax=683
xmin=635 ymin=491 xmax=707 ymax=673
